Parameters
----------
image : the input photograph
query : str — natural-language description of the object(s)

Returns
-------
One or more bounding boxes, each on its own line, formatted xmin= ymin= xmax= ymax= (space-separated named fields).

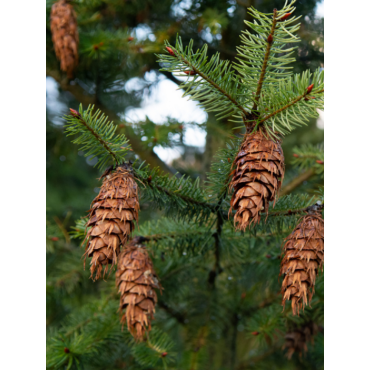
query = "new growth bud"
xmin=166 ymin=46 xmax=175 ymax=56
xmin=306 ymin=84 xmax=314 ymax=94
xmin=279 ymin=13 xmax=291 ymax=21
xmin=267 ymin=34 xmax=273 ymax=44
xmin=252 ymin=331 xmax=260 ymax=336
xmin=70 ymin=108 xmax=80 ymax=118
xmin=184 ymin=70 xmax=196 ymax=75
xmin=127 ymin=36 xmax=134 ymax=42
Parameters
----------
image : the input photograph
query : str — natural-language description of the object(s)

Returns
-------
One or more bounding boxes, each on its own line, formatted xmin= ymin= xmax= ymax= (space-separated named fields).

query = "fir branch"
xmin=65 ymin=104 xmax=130 ymax=170
xmin=279 ymin=168 xmax=315 ymax=196
xmin=252 ymin=8 xmax=278 ymax=111
xmin=258 ymin=88 xmax=324 ymax=126
xmin=157 ymin=37 xmax=249 ymax=122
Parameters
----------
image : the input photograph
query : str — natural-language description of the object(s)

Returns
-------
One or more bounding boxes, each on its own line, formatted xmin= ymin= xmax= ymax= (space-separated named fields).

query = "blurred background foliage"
xmin=46 ymin=0 xmax=324 ymax=369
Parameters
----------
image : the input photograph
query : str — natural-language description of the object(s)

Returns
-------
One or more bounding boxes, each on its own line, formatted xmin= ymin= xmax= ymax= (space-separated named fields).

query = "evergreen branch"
xmin=279 ymin=168 xmax=315 ymax=196
xmin=267 ymin=201 xmax=323 ymax=217
xmin=252 ymin=8 xmax=278 ymax=111
xmin=253 ymin=69 xmax=324 ymax=135
xmin=133 ymin=163 xmax=217 ymax=223
xmin=258 ymin=88 xmax=324 ymax=126
xmin=157 ymin=37 xmax=248 ymax=123
xmin=65 ymin=104 xmax=130 ymax=170
xmin=292 ymin=143 xmax=324 ymax=174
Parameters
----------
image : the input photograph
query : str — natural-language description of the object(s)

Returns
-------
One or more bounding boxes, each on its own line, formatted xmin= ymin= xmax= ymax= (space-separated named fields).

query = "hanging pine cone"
xmin=280 ymin=210 xmax=324 ymax=315
xmin=50 ymin=0 xmax=79 ymax=79
xmin=229 ymin=131 xmax=284 ymax=230
xmin=83 ymin=163 xmax=139 ymax=281
xmin=116 ymin=236 xmax=162 ymax=341
xmin=283 ymin=321 xmax=320 ymax=359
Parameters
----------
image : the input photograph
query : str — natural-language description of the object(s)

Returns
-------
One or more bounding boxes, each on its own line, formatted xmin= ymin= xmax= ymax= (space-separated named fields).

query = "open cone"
xmin=229 ymin=130 xmax=284 ymax=230
xmin=280 ymin=211 xmax=324 ymax=315
xmin=283 ymin=321 xmax=319 ymax=359
xmin=83 ymin=164 xmax=139 ymax=280
xmin=50 ymin=0 xmax=79 ymax=79
xmin=116 ymin=237 xmax=162 ymax=341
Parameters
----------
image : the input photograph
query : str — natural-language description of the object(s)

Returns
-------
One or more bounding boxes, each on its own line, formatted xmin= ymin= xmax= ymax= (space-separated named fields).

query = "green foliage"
xmin=292 ymin=142 xmax=324 ymax=174
xmin=134 ymin=162 xmax=214 ymax=224
xmin=65 ymin=104 xmax=130 ymax=170
xmin=47 ymin=0 xmax=324 ymax=369
xmin=235 ymin=1 xmax=301 ymax=98
xmin=158 ymin=37 xmax=247 ymax=122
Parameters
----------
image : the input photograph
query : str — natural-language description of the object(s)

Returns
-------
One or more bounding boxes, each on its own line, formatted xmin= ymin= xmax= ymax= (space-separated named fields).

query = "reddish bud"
xmin=267 ymin=34 xmax=273 ymax=44
xmin=293 ymin=153 xmax=299 ymax=158
xmin=51 ymin=237 xmax=59 ymax=241
xmin=127 ymin=36 xmax=134 ymax=42
xmin=316 ymin=160 xmax=324 ymax=165
xmin=69 ymin=108 xmax=80 ymax=118
xmin=306 ymin=84 xmax=314 ymax=94
xmin=147 ymin=175 xmax=152 ymax=183
xmin=179 ymin=124 xmax=184 ymax=130
xmin=93 ymin=44 xmax=99 ymax=50
xmin=119 ymin=124 xmax=125 ymax=128
xmin=161 ymin=352 xmax=168 ymax=357
xmin=153 ymin=137 xmax=158 ymax=143
xmin=279 ymin=13 xmax=291 ymax=21
xmin=184 ymin=70 xmax=196 ymax=75
xmin=99 ymin=42 xmax=104 ymax=47
xmin=252 ymin=331 xmax=260 ymax=336
xmin=241 ymin=292 xmax=246 ymax=299
xmin=64 ymin=348 xmax=70 ymax=354
xmin=265 ymin=254 xmax=271 ymax=259
xmin=166 ymin=46 xmax=175 ymax=56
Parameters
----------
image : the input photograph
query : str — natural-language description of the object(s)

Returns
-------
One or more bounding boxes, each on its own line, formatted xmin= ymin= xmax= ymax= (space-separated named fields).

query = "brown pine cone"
xmin=283 ymin=321 xmax=319 ymax=359
xmin=116 ymin=237 xmax=162 ymax=341
xmin=229 ymin=131 xmax=284 ymax=230
xmin=50 ymin=0 xmax=79 ymax=79
xmin=280 ymin=211 xmax=324 ymax=315
xmin=84 ymin=164 xmax=139 ymax=280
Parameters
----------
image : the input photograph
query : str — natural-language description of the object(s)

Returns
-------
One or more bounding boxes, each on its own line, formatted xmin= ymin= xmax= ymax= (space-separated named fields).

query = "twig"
xmin=257 ymin=89 xmax=324 ymax=127
xmin=252 ymin=9 xmax=278 ymax=111
xmin=279 ymin=168 xmax=315 ymax=196
xmin=174 ymin=51 xmax=251 ymax=120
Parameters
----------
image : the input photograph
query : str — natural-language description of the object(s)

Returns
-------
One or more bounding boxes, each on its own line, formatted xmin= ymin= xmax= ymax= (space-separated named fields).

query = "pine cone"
xmin=280 ymin=211 xmax=324 ymax=315
xmin=84 ymin=164 xmax=139 ymax=280
xmin=283 ymin=321 xmax=319 ymax=359
xmin=50 ymin=0 xmax=79 ymax=79
xmin=229 ymin=131 xmax=284 ymax=230
xmin=116 ymin=237 xmax=162 ymax=341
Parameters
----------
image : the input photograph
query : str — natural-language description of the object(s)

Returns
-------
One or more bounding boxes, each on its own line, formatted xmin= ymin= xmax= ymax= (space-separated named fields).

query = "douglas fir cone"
xmin=50 ymin=0 xmax=79 ymax=78
xmin=280 ymin=210 xmax=324 ymax=315
xmin=230 ymin=131 xmax=285 ymax=230
xmin=83 ymin=164 xmax=139 ymax=280
xmin=116 ymin=237 xmax=162 ymax=341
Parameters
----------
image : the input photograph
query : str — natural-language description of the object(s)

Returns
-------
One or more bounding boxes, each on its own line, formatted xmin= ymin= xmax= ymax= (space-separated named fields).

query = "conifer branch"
xmin=65 ymin=104 xmax=130 ymax=170
xmin=252 ymin=8 xmax=278 ymax=111
xmin=176 ymin=51 xmax=251 ymax=120
xmin=279 ymin=168 xmax=315 ymax=196
xmin=257 ymin=88 xmax=324 ymax=127
xmin=70 ymin=108 xmax=120 ymax=165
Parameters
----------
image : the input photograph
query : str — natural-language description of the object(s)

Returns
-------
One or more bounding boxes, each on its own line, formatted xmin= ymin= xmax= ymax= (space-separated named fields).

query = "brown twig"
xmin=257 ymin=88 xmax=324 ymax=127
xmin=252 ymin=9 xmax=278 ymax=111
xmin=279 ymin=168 xmax=315 ymax=196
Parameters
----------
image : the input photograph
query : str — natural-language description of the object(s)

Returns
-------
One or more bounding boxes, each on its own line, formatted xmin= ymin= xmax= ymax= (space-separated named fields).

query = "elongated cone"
xmin=229 ymin=131 xmax=284 ymax=230
xmin=84 ymin=164 xmax=139 ymax=280
xmin=116 ymin=237 xmax=162 ymax=341
xmin=280 ymin=211 xmax=324 ymax=315
xmin=50 ymin=0 xmax=79 ymax=79
xmin=283 ymin=322 xmax=319 ymax=359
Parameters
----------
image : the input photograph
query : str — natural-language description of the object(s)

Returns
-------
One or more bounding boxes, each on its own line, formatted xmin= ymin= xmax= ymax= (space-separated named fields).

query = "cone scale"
xmin=84 ymin=164 xmax=139 ymax=280
xmin=280 ymin=211 xmax=324 ymax=315
xmin=229 ymin=130 xmax=285 ymax=230
xmin=116 ymin=237 xmax=162 ymax=341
